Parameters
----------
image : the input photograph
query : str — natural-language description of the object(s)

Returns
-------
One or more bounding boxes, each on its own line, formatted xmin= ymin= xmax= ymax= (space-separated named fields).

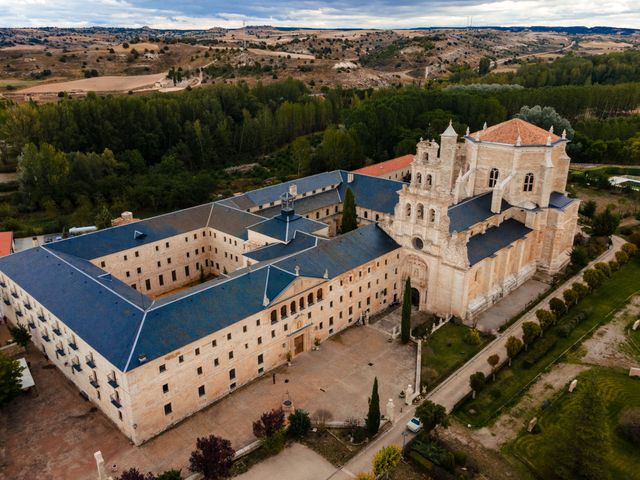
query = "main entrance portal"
xmin=411 ymin=288 xmax=420 ymax=307
xmin=294 ymin=334 xmax=304 ymax=355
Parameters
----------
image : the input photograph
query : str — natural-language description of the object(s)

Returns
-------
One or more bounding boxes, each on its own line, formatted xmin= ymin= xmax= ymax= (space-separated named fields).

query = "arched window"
xmin=270 ymin=310 xmax=277 ymax=324
xmin=416 ymin=172 xmax=422 ymax=185
xmin=299 ymin=297 xmax=305 ymax=310
xmin=429 ymin=208 xmax=436 ymax=223
xmin=307 ymin=292 xmax=314 ymax=306
xmin=406 ymin=203 xmax=412 ymax=219
xmin=280 ymin=305 xmax=287 ymax=318
xmin=489 ymin=168 xmax=499 ymax=188
xmin=523 ymin=173 xmax=534 ymax=192
xmin=317 ymin=289 xmax=323 ymax=301
xmin=290 ymin=301 xmax=297 ymax=314
xmin=417 ymin=203 xmax=424 ymax=220
xmin=426 ymin=174 xmax=433 ymax=189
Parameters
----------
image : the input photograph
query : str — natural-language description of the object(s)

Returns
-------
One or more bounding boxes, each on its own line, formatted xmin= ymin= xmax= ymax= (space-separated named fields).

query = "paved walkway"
xmin=237 ymin=443 xmax=334 ymax=480
xmin=328 ymin=236 xmax=625 ymax=479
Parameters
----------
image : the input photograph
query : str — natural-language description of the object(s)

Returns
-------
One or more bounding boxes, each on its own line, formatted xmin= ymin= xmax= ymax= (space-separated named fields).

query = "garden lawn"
xmin=505 ymin=367 xmax=640 ymax=480
xmin=455 ymin=256 xmax=640 ymax=427
xmin=422 ymin=323 xmax=492 ymax=390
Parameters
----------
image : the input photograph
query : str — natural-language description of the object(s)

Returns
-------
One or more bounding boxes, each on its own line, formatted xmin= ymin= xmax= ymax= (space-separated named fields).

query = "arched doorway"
xmin=411 ymin=288 xmax=420 ymax=307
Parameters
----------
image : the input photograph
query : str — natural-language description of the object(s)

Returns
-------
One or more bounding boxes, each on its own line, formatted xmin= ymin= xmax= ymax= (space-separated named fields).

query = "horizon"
xmin=1 ymin=0 xmax=639 ymax=30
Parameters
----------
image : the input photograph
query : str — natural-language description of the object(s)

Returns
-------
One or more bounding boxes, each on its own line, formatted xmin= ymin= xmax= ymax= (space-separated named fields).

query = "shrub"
xmin=594 ymin=262 xmax=611 ymax=277
xmin=549 ymin=297 xmax=567 ymax=318
xmin=608 ymin=260 xmax=619 ymax=272
xmin=253 ymin=408 xmax=285 ymax=438
xmin=622 ymin=242 xmax=638 ymax=257
xmin=583 ymin=268 xmax=605 ymax=290
xmin=522 ymin=321 xmax=541 ymax=348
xmin=563 ymin=289 xmax=579 ymax=309
xmin=556 ymin=324 xmax=573 ymax=338
xmin=617 ymin=408 xmax=640 ymax=445
xmin=189 ymin=435 xmax=234 ymax=480
xmin=116 ymin=469 xmax=155 ymax=480
xmin=453 ymin=450 xmax=467 ymax=466
xmin=157 ymin=470 xmax=182 ymax=480
xmin=572 ymin=282 xmax=589 ymax=300
xmin=615 ymin=250 xmax=629 ymax=264
xmin=522 ymin=335 xmax=558 ymax=368
xmin=260 ymin=428 xmax=286 ymax=455
xmin=464 ymin=328 xmax=481 ymax=346
xmin=629 ymin=232 xmax=640 ymax=247
xmin=287 ymin=409 xmax=311 ymax=438
xmin=409 ymin=450 xmax=434 ymax=472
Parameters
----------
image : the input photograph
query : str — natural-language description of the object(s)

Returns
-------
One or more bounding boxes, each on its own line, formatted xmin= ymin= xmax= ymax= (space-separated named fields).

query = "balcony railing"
xmin=110 ymin=395 xmax=122 ymax=409
xmin=107 ymin=377 xmax=119 ymax=389
xmin=72 ymin=363 xmax=82 ymax=372
xmin=89 ymin=379 xmax=99 ymax=389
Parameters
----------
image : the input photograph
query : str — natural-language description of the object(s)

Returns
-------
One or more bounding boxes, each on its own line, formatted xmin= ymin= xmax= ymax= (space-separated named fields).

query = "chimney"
xmin=289 ymin=184 xmax=297 ymax=196
xmin=121 ymin=211 xmax=133 ymax=222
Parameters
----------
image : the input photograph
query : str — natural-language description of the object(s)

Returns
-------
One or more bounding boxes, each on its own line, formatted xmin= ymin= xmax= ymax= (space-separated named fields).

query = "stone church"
xmin=388 ymin=118 xmax=579 ymax=320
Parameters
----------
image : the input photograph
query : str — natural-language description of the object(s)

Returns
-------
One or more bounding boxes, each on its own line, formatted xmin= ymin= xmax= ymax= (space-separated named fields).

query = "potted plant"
xmin=286 ymin=351 xmax=292 ymax=365
xmin=313 ymin=337 xmax=320 ymax=350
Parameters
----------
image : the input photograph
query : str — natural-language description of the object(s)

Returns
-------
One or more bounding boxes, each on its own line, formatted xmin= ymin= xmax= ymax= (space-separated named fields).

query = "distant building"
xmin=0 ymin=118 xmax=578 ymax=445
xmin=354 ymin=154 xmax=413 ymax=180
xmin=0 ymin=232 xmax=14 ymax=258
xmin=111 ymin=211 xmax=139 ymax=227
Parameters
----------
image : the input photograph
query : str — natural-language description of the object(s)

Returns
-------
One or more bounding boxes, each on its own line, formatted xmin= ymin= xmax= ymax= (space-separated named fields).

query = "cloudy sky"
xmin=0 ymin=0 xmax=639 ymax=29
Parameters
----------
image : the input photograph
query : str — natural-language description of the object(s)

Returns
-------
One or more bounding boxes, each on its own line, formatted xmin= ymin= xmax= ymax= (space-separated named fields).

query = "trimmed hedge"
xmin=522 ymin=335 xmax=558 ymax=368
xmin=556 ymin=311 xmax=588 ymax=338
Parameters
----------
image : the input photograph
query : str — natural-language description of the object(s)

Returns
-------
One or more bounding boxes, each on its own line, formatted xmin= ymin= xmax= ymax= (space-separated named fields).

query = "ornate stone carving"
xmin=442 ymin=234 xmax=469 ymax=269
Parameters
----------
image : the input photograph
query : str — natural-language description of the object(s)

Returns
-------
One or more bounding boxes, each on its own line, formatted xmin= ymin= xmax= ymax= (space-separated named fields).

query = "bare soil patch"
xmin=18 ymin=73 xmax=166 ymax=94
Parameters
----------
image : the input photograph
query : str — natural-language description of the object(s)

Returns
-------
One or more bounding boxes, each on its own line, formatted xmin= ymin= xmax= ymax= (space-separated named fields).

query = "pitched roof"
xmin=248 ymin=213 xmax=327 ymax=243
xmin=353 ymin=154 xmax=413 ymax=177
xmin=448 ymin=192 xmax=510 ymax=233
xmin=548 ymin=192 xmax=575 ymax=210
xmin=0 ymin=232 xmax=13 ymax=257
xmin=338 ymin=171 xmax=403 ymax=215
xmin=468 ymin=118 xmax=562 ymax=146
xmin=245 ymin=232 xmax=324 ymax=263
xmin=467 ymin=219 xmax=532 ymax=266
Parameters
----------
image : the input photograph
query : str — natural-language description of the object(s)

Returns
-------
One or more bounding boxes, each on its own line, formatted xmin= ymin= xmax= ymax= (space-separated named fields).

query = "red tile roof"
xmin=469 ymin=118 xmax=561 ymax=146
xmin=0 ymin=231 xmax=13 ymax=257
xmin=353 ymin=154 xmax=413 ymax=177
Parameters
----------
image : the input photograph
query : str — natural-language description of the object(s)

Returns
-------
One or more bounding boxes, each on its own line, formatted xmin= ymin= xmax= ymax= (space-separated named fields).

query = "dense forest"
xmin=1 ymin=63 xmax=640 ymax=236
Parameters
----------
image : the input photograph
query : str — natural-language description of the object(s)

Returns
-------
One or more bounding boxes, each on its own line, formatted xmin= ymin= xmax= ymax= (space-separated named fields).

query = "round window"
xmin=412 ymin=237 xmax=424 ymax=250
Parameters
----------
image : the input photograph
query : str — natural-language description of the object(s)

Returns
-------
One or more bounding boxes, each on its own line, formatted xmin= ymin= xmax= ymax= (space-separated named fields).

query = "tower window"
xmin=523 ymin=173 xmax=534 ymax=192
xmin=405 ymin=203 xmax=412 ymax=219
xmin=426 ymin=174 xmax=433 ymax=189
xmin=416 ymin=172 xmax=422 ymax=185
xmin=429 ymin=209 xmax=436 ymax=223
xmin=489 ymin=168 xmax=499 ymax=188
xmin=417 ymin=204 xmax=424 ymax=220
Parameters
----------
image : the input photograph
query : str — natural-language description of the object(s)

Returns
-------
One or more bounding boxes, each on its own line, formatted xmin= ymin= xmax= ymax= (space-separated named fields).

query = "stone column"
xmin=95 ymin=451 xmax=108 ymax=480
xmin=405 ymin=384 xmax=413 ymax=406
xmin=386 ymin=398 xmax=395 ymax=423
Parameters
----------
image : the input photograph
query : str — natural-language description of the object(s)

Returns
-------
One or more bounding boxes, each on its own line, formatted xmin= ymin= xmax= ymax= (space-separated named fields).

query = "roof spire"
xmin=562 ymin=129 xmax=567 ymax=139
xmin=294 ymin=265 xmax=300 ymax=276
xmin=483 ymin=121 xmax=487 ymax=130
xmin=546 ymin=135 xmax=552 ymax=146
xmin=516 ymin=135 xmax=522 ymax=147
xmin=549 ymin=125 xmax=554 ymax=134
xmin=465 ymin=126 xmax=470 ymax=136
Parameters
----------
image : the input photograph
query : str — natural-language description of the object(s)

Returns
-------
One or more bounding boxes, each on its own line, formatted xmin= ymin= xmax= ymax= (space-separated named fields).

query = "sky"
xmin=0 ymin=0 xmax=639 ymax=30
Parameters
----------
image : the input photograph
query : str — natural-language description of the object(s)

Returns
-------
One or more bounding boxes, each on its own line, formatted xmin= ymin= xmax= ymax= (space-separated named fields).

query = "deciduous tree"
xmin=415 ymin=400 xmax=449 ymax=435
xmin=0 ymin=352 xmax=23 ymax=405
xmin=487 ymin=354 xmax=500 ymax=381
xmin=505 ymin=336 xmax=523 ymax=366
xmin=189 ymin=435 xmax=234 ymax=480
xmin=549 ymin=297 xmax=567 ymax=318
xmin=522 ymin=321 xmax=541 ymax=350
xmin=253 ymin=408 xmax=285 ymax=438
xmin=469 ymin=372 xmax=486 ymax=399
xmin=372 ymin=444 xmax=401 ymax=479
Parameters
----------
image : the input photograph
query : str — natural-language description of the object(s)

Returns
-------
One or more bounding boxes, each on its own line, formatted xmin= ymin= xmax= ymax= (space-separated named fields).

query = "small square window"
xmin=195 ymin=348 xmax=200 ymax=356
xmin=159 ymin=364 xmax=166 ymax=373
xmin=229 ymin=351 xmax=234 ymax=360
xmin=229 ymin=368 xmax=236 ymax=380
xmin=214 ymin=358 xmax=219 ymax=366
xmin=178 ymin=355 xmax=184 ymax=363
xmin=135 ymin=251 xmax=139 ymax=258
xmin=164 ymin=403 xmax=172 ymax=415
xmin=198 ymin=385 xmax=205 ymax=397
xmin=256 ymin=319 xmax=261 ymax=326
xmin=258 ymin=336 xmax=262 ymax=345
xmin=230 ymin=382 xmax=237 ymax=390
xmin=258 ymin=354 xmax=264 ymax=364
xmin=243 ymin=325 xmax=247 ymax=333
xmin=197 ymin=366 xmax=203 ymax=375
xmin=227 ymin=333 xmax=232 ymax=340
xmin=100 ymin=261 xmax=106 ymax=268
xmin=271 ymin=330 xmax=276 ymax=338
xmin=162 ymin=383 xmax=169 ymax=393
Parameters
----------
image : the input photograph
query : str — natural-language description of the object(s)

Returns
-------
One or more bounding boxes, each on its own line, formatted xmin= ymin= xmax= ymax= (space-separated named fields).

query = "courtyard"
xmin=0 ymin=324 xmax=415 ymax=480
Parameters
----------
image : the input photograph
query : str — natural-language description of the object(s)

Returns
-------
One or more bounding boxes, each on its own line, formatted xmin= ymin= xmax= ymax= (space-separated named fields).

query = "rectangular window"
xmin=100 ymin=261 xmax=106 ymax=268
xmin=157 ymin=260 xmax=161 ymax=267
xmin=145 ymin=279 xmax=151 ymax=291
xmin=185 ymin=266 xmax=190 ymax=277
xmin=158 ymin=275 xmax=164 ymax=286
xmin=171 ymin=270 xmax=177 ymax=282
xmin=229 ymin=368 xmax=236 ymax=380
xmin=256 ymin=319 xmax=261 ymax=326
xmin=243 ymin=325 xmax=247 ymax=333
xmin=197 ymin=366 xmax=203 ymax=375
xmin=257 ymin=336 xmax=262 ymax=345
xmin=198 ymin=385 xmax=205 ymax=397
xmin=162 ymin=383 xmax=169 ymax=393
xmin=167 ymin=257 xmax=172 ymax=264
xmin=271 ymin=330 xmax=276 ymax=338
xmin=164 ymin=403 xmax=172 ymax=415
xmin=212 ymin=339 xmax=217 ymax=347
xmin=229 ymin=351 xmax=234 ymax=360
xmin=135 ymin=251 xmax=139 ymax=258
xmin=227 ymin=333 xmax=232 ymax=340
xmin=137 ymin=267 xmax=142 ymax=274
xmin=159 ymin=364 xmax=166 ymax=373
xmin=258 ymin=354 xmax=264 ymax=364
xmin=195 ymin=348 xmax=200 ymax=356
xmin=178 ymin=355 xmax=184 ymax=363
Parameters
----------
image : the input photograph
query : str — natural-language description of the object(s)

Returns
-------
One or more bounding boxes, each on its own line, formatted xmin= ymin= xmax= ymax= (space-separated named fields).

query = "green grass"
xmin=504 ymin=367 xmax=640 ymax=480
xmin=624 ymin=319 xmax=640 ymax=360
xmin=455 ymin=256 xmax=640 ymax=427
xmin=422 ymin=322 xmax=492 ymax=390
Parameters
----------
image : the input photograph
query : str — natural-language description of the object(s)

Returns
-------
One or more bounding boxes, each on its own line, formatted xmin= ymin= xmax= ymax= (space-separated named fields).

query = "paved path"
xmin=327 ymin=236 xmax=625 ymax=479
xmin=237 ymin=443 xmax=334 ymax=480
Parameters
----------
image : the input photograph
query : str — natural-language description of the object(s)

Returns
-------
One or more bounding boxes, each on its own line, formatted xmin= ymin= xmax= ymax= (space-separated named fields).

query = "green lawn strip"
xmin=422 ymin=323 xmax=493 ymax=391
xmin=454 ymin=256 xmax=640 ymax=427
xmin=503 ymin=367 xmax=640 ymax=480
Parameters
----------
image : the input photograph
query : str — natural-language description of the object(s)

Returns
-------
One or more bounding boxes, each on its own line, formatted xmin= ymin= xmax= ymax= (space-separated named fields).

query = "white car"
xmin=406 ymin=417 xmax=422 ymax=433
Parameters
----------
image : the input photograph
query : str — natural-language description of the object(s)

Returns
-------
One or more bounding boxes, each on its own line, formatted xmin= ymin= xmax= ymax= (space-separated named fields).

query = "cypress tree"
xmin=341 ymin=187 xmax=357 ymax=234
xmin=401 ymin=277 xmax=412 ymax=344
xmin=366 ymin=377 xmax=380 ymax=436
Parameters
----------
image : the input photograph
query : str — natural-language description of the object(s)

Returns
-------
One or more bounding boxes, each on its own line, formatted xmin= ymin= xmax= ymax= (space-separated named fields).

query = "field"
xmin=421 ymin=322 xmax=493 ymax=390
xmin=18 ymin=72 xmax=166 ymax=94
xmin=455 ymin=256 xmax=640 ymax=427
xmin=506 ymin=367 xmax=640 ymax=480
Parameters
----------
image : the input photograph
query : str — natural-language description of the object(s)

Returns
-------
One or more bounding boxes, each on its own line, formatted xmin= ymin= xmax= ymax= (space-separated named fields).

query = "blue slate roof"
xmin=275 ymin=224 xmax=400 ymax=279
xmin=248 ymin=213 xmax=327 ymax=243
xmin=0 ymin=247 xmax=145 ymax=370
xmin=245 ymin=232 xmax=324 ymax=262
xmin=337 ymin=171 xmax=403 ymax=215
xmin=132 ymin=265 xmax=297 ymax=370
xmin=257 ymin=189 xmax=342 ymax=218
xmin=549 ymin=192 xmax=575 ymax=210
xmin=467 ymin=218 xmax=532 ymax=266
xmin=448 ymin=192 xmax=510 ymax=233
